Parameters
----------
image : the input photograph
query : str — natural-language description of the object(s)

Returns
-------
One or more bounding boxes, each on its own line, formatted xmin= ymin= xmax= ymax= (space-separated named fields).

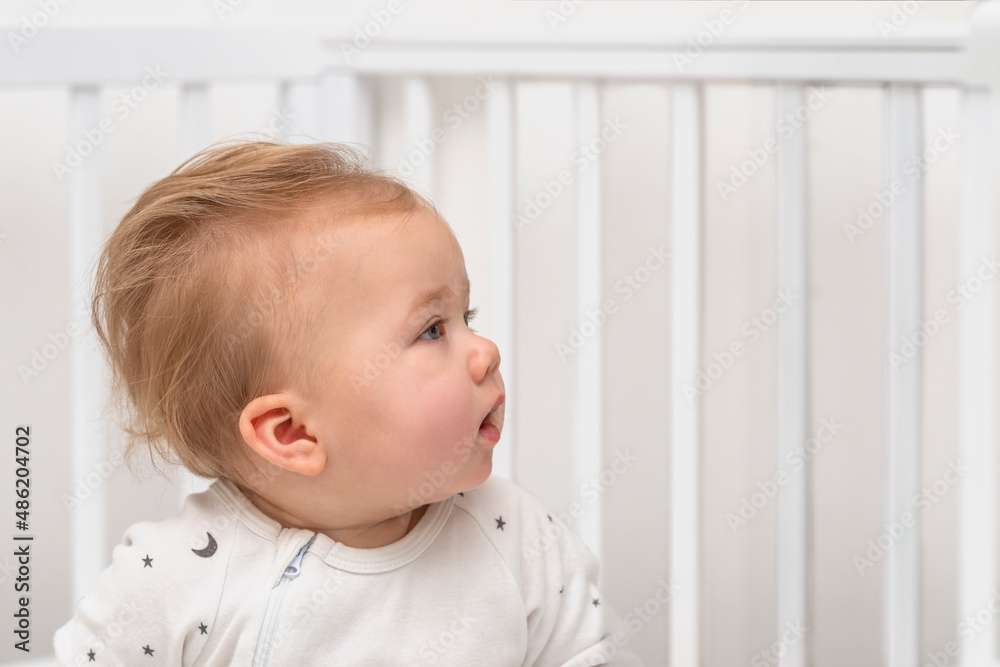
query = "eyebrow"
xmin=404 ymin=279 xmax=471 ymax=322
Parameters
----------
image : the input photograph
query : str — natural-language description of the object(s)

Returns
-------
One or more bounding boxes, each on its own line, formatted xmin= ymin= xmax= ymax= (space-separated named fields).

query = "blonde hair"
xmin=90 ymin=138 xmax=434 ymax=492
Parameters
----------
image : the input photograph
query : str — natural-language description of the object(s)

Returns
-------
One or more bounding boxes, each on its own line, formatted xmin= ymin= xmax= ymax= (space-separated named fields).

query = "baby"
xmin=54 ymin=140 xmax=641 ymax=666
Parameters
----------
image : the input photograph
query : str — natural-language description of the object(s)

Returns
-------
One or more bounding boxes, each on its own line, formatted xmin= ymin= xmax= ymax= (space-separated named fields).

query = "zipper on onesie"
xmin=252 ymin=534 xmax=317 ymax=667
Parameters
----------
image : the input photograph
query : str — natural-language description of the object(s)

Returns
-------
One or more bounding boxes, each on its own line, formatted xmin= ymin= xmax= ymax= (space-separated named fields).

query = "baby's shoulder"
xmin=451 ymin=475 xmax=573 ymax=556
xmin=453 ymin=475 xmax=548 ymax=525
xmin=105 ymin=485 xmax=236 ymax=599
xmin=117 ymin=483 xmax=238 ymax=573
xmin=447 ymin=475 xmax=603 ymax=627
xmin=55 ymin=484 xmax=240 ymax=664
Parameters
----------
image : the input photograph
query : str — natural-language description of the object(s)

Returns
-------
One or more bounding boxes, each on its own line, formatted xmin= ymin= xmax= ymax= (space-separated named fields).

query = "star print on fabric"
xmin=142 ymin=555 xmax=153 ymax=568
xmin=87 ymin=649 xmax=96 ymax=661
xmin=592 ymin=598 xmax=600 ymax=607
xmin=559 ymin=585 xmax=564 ymax=594
xmin=547 ymin=514 xmax=553 ymax=522
xmin=458 ymin=492 xmax=464 ymax=497
xmin=198 ymin=622 xmax=209 ymax=634
xmin=495 ymin=516 xmax=506 ymax=530
xmin=143 ymin=644 xmax=154 ymax=656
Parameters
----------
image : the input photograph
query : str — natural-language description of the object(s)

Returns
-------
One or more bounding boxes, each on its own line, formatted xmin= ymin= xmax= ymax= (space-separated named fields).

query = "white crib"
xmin=1 ymin=3 xmax=998 ymax=666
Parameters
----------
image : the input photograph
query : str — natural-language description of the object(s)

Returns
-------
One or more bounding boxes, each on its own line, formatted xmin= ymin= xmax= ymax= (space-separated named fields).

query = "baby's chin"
xmin=459 ymin=455 xmax=493 ymax=493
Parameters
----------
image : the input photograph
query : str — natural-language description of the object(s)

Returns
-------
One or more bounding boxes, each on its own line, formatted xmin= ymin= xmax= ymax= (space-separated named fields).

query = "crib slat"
xmin=321 ymin=74 xmax=373 ymax=146
xmin=669 ymin=82 xmax=701 ymax=667
xmin=957 ymin=86 xmax=998 ymax=667
xmin=281 ymin=80 xmax=321 ymax=144
xmin=402 ymin=77 xmax=435 ymax=197
xmin=336 ymin=45 xmax=963 ymax=86
xmin=885 ymin=83 xmax=922 ymax=667
xmin=572 ymin=82 xmax=603 ymax=558
xmin=485 ymin=78 xmax=515 ymax=482
xmin=179 ymin=82 xmax=210 ymax=161
xmin=68 ymin=86 xmax=109 ymax=604
xmin=777 ymin=82 xmax=808 ymax=667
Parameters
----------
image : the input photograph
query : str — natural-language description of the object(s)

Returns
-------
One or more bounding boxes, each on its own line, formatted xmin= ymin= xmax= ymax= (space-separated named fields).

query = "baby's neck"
xmin=319 ymin=504 xmax=429 ymax=548
xmin=242 ymin=486 xmax=429 ymax=548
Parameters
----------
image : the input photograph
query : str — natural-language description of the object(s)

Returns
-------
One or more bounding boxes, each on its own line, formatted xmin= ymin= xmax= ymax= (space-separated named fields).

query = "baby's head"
xmin=92 ymin=140 xmax=505 ymax=543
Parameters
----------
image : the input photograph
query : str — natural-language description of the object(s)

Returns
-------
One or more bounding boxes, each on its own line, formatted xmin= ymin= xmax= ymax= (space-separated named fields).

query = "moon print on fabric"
xmin=191 ymin=532 xmax=218 ymax=558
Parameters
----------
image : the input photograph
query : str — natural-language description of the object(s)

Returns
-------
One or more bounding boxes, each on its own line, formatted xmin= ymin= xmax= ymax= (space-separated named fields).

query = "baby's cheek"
xmin=412 ymin=399 xmax=474 ymax=457
xmin=413 ymin=408 xmax=464 ymax=452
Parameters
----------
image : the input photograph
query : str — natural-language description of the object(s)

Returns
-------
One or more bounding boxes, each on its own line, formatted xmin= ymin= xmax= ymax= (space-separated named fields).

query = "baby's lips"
xmin=479 ymin=394 xmax=505 ymax=429
xmin=487 ymin=394 xmax=505 ymax=419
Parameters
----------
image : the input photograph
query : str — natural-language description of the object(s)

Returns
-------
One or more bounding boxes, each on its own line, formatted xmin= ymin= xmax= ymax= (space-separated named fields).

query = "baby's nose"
xmin=472 ymin=336 xmax=501 ymax=380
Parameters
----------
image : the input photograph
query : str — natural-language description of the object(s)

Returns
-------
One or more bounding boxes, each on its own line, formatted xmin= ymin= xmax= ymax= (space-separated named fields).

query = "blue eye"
xmin=419 ymin=307 xmax=479 ymax=341
xmin=420 ymin=322 xmax=444 ymax=341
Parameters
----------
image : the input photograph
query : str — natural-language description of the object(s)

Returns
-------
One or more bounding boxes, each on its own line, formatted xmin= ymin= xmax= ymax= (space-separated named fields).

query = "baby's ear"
xmin=239 ymin=393 xmax=326 ymax=476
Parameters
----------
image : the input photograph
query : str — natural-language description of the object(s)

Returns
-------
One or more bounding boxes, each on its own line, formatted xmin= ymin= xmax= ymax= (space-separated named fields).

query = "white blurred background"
xmin=0 ymin=2 xmax=996 ymax=666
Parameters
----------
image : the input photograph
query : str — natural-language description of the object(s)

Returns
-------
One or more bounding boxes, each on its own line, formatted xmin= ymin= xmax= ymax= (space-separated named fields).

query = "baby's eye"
xmin=420 ymin=322 xmax=444 ymax=341
xmin=418 ymin=307 xmax=480 ymax=341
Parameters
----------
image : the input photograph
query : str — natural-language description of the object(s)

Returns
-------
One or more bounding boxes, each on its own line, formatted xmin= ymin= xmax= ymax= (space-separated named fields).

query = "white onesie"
xmin=54 ymin=474 xmax=643 ymax=666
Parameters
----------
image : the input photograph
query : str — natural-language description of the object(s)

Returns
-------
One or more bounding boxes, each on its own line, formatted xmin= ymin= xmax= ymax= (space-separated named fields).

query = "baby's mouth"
xmin=478 ymin=395 xmax=504 ymax=443
xmin=478 ymin=417 xmax=501 ymax=443
xmin=479 ymin=412 xmax=495 ymax=430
